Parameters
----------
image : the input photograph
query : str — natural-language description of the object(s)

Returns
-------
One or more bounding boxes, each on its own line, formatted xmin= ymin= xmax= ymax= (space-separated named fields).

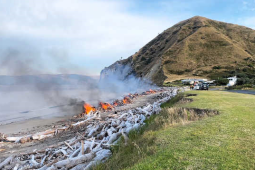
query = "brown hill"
xmin=101 ymin=16 xmax=255 ymax=85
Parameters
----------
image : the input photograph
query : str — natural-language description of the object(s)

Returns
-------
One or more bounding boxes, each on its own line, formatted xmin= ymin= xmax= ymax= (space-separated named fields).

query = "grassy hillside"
xmin=95 ymin=91 xmax=255 ymax=169
xmin=163 ymin=17 xmax=255 ymax=81
xmin=104 ymin=16 xmax=255 ymax=85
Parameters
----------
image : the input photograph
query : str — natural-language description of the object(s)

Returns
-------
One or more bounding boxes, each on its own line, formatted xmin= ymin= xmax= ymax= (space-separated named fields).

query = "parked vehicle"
xmin=194 ymin=84 xmax=201 ymax=90
xmin=201 ymin=83 xmax=209 ymax=90
xmin=193 ymin=83 xmax=209 ymax=90
xmin=227 ymin=76 xmax=237 ymax=87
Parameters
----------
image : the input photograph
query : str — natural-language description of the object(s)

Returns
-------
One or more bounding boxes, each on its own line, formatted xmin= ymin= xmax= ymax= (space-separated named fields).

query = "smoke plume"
xmin=0 ymin=48 xmax=156 ymax=125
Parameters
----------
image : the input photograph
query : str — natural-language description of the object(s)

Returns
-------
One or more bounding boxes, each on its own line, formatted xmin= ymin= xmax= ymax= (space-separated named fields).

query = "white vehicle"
xmin=227 ymin=76 xmax=237 ymax=86
xmin=193 ymin=84 xmax=200 ymax=90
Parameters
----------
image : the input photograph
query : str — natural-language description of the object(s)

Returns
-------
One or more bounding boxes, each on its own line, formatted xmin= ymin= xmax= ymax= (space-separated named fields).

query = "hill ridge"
xmin=101 ymin=16 xmax=255 ymax=85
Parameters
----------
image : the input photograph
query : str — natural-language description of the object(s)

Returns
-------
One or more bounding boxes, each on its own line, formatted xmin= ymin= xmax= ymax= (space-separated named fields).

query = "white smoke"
xmin=0 ymin=56 xmax=157 ymax=126
xmin=99 ymin=62 xmax=157 ymax=97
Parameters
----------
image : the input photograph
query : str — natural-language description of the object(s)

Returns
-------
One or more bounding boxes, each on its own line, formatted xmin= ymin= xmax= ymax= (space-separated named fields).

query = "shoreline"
xmin=0 ymin=91 xmax=163 ymax=136
xmin=0 ymin=115 xmax=75 ymax=135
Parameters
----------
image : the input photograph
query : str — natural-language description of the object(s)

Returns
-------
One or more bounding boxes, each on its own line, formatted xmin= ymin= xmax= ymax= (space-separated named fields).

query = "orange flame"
xmin=123 ymin=96 xmax=131 ymax=104
xmin=99 ymin=102 xmax=113 ymax=111
xmin=146 ymin=89 xmax=156 ymax=94
xmin=149 ymin=89 xmax=156 ymax=93
xmin=84 ymin=103 xmax=96 ymax=114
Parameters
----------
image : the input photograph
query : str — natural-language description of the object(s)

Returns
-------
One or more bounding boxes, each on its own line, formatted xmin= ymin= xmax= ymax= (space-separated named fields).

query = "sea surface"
xmin=0 ymin=85 xmax=124 ymax=125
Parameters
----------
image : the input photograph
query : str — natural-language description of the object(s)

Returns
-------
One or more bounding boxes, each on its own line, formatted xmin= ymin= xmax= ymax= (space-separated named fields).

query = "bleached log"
xmin=5 ymin=135 xmax=31 ymax=143
xmin=60 ymin=167 xmax=68 ymax=170
xmin=128 ymin=110 xmax=134 ymax=116
xmin=69 ymin=147 xmax=81 ymax=158
xmin=53 ymin=152 xmax=94 ymax=168
xmin=40 ymin=155 xmax=47 ymax=166
xmin=42 ymin=129 xmax=56 ymax=135
xmin=106 ymin=129 xmax=113 ymax=136
xmin=84 ymin=161 xmax=97 ymax=170
xmin=92 ymin=139 xmax=104 ymax=153
xmin=143 ymin=104 xmax=152 ymax=112
xmin=32 ymin=134 xmax=54 ymax=140
xmin=30 ymin=155 xmax=40 ymax=168
xmin=118 ymin=113 xmax=128 ymax=119
xmin=127 ymin=116 xmax=134 ymax=122
xmin=121 ymin=131 xmax=129 ymax=145
xmin=111 ymin=119 xmax=120 ymax=127
xmin=113 ymin=136 xmax=122 ymax=145
xmin=20 ymin=135 xmax=32 ymax=143
xmin=72 ymin=116 xmax=95 ymax=127
xmin=125 ymin=121 xmax=132 ymax=128
xmin=64 ymin=141 xmax=74 ymax=150
xmin=61 ymin=149 xmax=68 ymax=156
xmin=49 ymin=149 xmax=68 ymax=160
xmin=107 ymin=132 xmax=121 ymax=144
xmin=96 ymin=130 xmax=106 ymax=140
xmin=1 ymin=164 xmax=16 ymax=170
xmin=5 ymin=136 xmax=21 ymax=142
xmin=13 ymin=164 xmax=19 ymax=170
xmin=90 ymin=138 xmax=95 ymax=151
xmin=110 ymin=126 xmax=117 ymax=133
xmin=46 ymin=164 xmax=57 ymax=170
xmin=70 ymin=163 xmax=88 ymax=170
xmin=124 ymin=121 xmax=133 ymax=133
xmin=81 ymin=140 xmax=84 ymax=155
xmin=133 ymin=123 xmax=140 ymax=130
xmin=117 ymin=121 xmax=125 ymax=129
xmin=68 ymin=138 xmax=84 ymax=147
xmin=0 ymin=156 xmax=14 ymax=169
xmin=93 ymin=149 xmax=111 ymax=161
xmin=87 ymin=125 xmax=99 ymax=137
xmin=38 ymin=160 xmax=58 ymax=170
xmin=137 ymin=108 xmax=151 ymax=116
xmin=139 ymin=114 xmax=146 ymax=123
xmin=26 ymin=129 xmax=56 ymax=142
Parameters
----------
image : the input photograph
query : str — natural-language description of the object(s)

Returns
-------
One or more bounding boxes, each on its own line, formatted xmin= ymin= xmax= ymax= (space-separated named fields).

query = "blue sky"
xmin=0 ymin=0 xmax=254 ymax=76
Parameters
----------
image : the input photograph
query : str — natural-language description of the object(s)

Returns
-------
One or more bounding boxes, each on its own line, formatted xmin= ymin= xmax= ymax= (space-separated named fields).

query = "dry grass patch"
xmin=159 ymin=107 xmax=219 ymax=127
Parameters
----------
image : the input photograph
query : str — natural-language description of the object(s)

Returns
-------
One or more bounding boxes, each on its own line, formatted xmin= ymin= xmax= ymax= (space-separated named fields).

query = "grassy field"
xmin=95 ymin=91 xmax=255 ymax=170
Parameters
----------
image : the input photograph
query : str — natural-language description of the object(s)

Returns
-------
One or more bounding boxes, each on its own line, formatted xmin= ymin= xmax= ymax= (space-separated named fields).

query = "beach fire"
xmin=99 ymin=102 xmax=114 ymax=111
xmin=0 ymin=87 xmax=180 ymax=170
xmin=82 ymin=90 xmax=156 ymax=114
xmin=84 ymin=103 xmax=96 ymax=114
xmin=123 ymin=96 xmax=132 ymax=104
xmin=145 ymin=89 xmax=156 ymax=94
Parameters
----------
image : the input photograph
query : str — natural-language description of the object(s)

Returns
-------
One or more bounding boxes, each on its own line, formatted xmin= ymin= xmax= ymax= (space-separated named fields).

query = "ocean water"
xmin=0 ymin=86 xmax=123 ymax=125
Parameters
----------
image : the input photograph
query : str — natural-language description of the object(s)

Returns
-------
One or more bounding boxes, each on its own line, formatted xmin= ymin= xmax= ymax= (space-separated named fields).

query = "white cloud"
xmin=0 ymin=0 xmax=175 ymax=75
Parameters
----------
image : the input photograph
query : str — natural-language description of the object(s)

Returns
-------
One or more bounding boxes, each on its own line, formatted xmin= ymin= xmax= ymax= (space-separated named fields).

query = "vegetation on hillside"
xmin=104 ymin=16 xmax=255 ymax=85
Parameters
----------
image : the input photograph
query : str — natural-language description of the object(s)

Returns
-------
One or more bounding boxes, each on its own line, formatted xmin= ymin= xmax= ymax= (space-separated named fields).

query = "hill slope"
xmin=101 ymin=16 xmax=255 ymax=85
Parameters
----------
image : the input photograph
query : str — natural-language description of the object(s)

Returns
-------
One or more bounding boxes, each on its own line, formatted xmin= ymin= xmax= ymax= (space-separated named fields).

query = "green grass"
xmin=160 ymin=93 xmax=184 ymax=108
xmin=95 ymin=91 xmax=255 ymax=170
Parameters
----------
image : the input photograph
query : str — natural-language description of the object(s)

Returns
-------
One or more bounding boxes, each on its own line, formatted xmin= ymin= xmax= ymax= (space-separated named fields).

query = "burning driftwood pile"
xmin=1 ymin=90 xmax=157 ymax=144
xmin=0 ymin=88 xmax=178 ymax=170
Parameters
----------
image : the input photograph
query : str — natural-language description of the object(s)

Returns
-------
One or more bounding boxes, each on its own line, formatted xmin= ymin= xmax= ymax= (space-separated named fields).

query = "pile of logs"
xmin=0 ymin=88 xmax=178 ymax=170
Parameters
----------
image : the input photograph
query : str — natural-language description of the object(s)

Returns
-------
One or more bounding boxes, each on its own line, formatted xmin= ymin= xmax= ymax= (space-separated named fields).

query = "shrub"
xmin=215 ymin=78 xmax=229 ymax=85
xmin=213 ymin=66 xmax=221 ymax=69
xmin=237 ymin=78 xmax=254 ymax=85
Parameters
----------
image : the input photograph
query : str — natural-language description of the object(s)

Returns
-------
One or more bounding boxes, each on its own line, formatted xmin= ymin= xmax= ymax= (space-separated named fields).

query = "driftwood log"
xmin=0 ymin=88 xmax=180 ymax=170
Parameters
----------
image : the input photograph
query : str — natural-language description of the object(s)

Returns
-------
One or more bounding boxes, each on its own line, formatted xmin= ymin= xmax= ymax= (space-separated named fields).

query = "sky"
xmin=0 ymin=0 xmax=255 ymax=76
